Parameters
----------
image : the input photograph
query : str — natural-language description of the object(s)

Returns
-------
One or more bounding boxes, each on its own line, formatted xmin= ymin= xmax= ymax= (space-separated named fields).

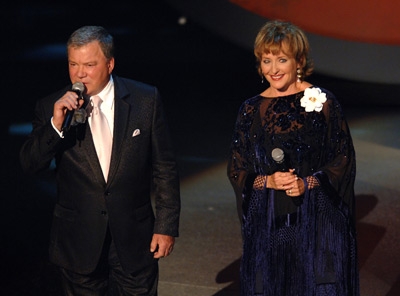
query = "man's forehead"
xmin=68 ymin=42 xmax=106 ymax=59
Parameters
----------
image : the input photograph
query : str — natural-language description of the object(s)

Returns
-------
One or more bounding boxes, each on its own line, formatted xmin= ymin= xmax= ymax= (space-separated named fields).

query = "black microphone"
xmin=271 ymin=148 xmax=302 ymax=205
xmin=61 ymin=82 xmax=85 ymax=132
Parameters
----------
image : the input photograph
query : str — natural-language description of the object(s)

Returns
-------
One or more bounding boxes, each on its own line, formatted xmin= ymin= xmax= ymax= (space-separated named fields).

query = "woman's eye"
xmin=262 ymin=60 xmax=270 ymax=64
xmin=279 ymin=59 xmax=287 ymax=63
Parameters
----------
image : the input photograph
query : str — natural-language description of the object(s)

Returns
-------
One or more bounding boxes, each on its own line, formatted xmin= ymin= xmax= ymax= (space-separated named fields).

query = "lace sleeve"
xmin=227 ymin=100 xmax=259 ymax=219
xmin=253 ymin=175 xmax=267 ymax=190
xmin=306 ymin=176 xmax=320 ymax=190
xmin=317 ymin=93 xmax=356 ymax=211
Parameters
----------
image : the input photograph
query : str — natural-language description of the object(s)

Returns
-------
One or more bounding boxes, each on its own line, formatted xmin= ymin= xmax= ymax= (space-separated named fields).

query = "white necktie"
xmin=90 ymin=96 xmax=112 ymax=182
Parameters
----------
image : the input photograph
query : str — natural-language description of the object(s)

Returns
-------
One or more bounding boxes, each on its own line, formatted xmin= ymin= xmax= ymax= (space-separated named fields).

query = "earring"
xmin=261 ymin=75 xmax=264 ymax=84
xmin=297 ymin=68 xmax=302 ymax=83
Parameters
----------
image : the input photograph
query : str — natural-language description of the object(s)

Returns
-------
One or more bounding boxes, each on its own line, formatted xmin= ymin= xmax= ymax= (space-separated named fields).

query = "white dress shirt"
xmin=88 ymin=76 xmax=115 ymax=138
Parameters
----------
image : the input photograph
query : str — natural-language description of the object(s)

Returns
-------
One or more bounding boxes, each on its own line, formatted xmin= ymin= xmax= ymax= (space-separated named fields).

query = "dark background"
xmin=1 ymin=1 xmax=399 ymax=294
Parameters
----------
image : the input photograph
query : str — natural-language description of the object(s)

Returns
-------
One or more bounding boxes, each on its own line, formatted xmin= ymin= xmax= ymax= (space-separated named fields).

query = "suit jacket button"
xmin=105 ymin=191 xmax=110 ymax=196
xmin=101 ymin=211 xmax=107 ymax=216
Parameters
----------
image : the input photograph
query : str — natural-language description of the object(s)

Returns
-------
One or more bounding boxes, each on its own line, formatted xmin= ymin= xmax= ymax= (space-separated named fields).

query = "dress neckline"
xmin=258 ymin=90 xmax=305 ymax=99
xmin=258 ymin=85 xmax=314 ymax=99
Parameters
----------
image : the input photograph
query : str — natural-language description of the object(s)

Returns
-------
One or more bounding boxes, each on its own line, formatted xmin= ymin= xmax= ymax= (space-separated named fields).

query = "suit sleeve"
xmin=151 ymin=88 xmax=181 ymax=237
xmin=20 ymin=98 xmax=63 ymax=174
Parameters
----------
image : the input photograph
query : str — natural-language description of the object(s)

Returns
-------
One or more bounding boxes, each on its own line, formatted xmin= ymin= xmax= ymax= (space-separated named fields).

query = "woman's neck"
xmin=262 ymin=81 xmax=312 ymax=97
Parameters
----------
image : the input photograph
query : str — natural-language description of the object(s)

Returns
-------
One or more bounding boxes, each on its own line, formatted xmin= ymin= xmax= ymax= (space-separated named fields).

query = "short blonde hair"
xmin=254 ymin=20 xmax=313 ymax=79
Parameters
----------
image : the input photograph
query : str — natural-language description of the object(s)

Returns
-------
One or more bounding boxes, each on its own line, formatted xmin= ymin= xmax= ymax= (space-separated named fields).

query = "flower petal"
xmin=304 ymin=88 xmax=313 ymax=97
xmin=305 ymin=105 xmax=314 ymax=112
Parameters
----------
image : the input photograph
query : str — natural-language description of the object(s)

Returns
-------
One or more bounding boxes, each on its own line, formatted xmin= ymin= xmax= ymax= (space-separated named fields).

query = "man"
xmin=20 ymin=26 xmax=180 ymax=295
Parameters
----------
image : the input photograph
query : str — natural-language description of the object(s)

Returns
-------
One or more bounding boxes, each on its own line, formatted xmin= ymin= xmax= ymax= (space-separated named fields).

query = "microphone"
xmin=61 ymin=82 xmax=85 ymax=132
xmin=271 ymin=148 xmax=290 ymax=172
xmin=271 ymin=148 xmax=302 ymax=205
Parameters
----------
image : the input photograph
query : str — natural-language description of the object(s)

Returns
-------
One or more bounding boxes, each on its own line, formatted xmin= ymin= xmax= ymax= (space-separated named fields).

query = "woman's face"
xmin=260 ymin=43 xmax=300 ymax=94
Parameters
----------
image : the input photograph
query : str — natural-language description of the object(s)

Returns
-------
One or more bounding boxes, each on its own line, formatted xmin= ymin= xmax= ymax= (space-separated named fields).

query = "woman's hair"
xmin=254 ymin=20 xmax=313 ymax=79
xmin=67 ymin=26 xmax=114 ymax=60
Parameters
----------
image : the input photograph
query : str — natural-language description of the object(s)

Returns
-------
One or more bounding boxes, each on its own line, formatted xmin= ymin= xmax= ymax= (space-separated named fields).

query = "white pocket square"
xmin=132 ymin=129 xmax=141 ymax=137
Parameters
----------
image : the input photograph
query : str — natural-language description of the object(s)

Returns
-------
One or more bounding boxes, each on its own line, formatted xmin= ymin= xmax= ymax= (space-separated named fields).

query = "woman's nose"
xmin=271 ymin=62 xmax=279 ymax=74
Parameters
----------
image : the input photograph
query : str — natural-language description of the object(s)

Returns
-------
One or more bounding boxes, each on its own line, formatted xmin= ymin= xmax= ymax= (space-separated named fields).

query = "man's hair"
xmin=67 ymin=26 xmax=114 ymax=60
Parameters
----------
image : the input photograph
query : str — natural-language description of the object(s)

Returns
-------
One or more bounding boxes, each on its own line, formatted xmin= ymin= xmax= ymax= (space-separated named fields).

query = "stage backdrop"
xmin=166 ymin=0 xmax=400 ymax=85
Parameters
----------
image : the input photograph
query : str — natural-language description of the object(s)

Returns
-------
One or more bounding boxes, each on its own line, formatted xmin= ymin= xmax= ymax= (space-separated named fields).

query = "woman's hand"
xmin=284 ymin=177 xmax=305 ymax=197
xmin=267 ymin=169 xmax=305 ymax=197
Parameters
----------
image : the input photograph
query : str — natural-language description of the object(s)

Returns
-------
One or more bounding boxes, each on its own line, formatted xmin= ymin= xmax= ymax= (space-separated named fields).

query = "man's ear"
xmin=108 ymin=57 xmax=115 ymax=74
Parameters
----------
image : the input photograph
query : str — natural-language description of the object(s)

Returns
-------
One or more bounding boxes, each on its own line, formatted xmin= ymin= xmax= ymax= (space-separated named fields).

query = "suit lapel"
xmin=80 ymin=121 xmax=107 ymax=186
xmin=107 ymin=94 xmax=130 ymax=186
xmin=106 ymin=76 xmax=136 ymax=187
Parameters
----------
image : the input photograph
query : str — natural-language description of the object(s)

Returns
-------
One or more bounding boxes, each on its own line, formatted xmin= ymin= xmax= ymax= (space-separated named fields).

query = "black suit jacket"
xmin=20 ymin=76 xmax=180 ymax=274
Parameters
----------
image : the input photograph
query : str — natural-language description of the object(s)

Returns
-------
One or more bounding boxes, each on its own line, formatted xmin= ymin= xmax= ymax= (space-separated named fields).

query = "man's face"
xmin=68 ymin=41 xmax=114 ymax=97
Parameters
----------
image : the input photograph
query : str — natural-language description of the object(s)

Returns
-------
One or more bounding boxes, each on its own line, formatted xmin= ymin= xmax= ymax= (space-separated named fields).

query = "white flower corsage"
xmin=300 ymin=87 xmax=327 ymax=112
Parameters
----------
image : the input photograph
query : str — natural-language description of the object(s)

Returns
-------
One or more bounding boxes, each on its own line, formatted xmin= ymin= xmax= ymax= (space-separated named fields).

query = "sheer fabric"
xmin=228 ymin=88 xmax=359 ymax=296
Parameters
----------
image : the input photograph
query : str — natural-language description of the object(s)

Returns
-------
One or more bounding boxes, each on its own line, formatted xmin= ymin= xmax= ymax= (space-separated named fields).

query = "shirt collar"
xmin=90 ymin=75 xmax=114 ymax=110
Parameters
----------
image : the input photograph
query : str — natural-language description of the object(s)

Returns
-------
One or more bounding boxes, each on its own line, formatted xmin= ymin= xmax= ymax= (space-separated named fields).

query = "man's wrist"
xmin=51 ymin=117 xmax=64 ymax=138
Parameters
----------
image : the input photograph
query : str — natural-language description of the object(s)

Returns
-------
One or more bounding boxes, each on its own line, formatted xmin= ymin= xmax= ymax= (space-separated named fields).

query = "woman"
xmin=227 ymin=20 xmax=359 ymax=295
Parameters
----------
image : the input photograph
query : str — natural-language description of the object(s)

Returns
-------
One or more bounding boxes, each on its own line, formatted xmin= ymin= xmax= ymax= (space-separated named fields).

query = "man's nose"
xmin=76 ymin=66 xmax=86 ymax=77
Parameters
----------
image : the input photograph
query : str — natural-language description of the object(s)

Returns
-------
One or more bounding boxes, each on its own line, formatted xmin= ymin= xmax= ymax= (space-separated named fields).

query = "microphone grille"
xmin=271 ymin=148 xmax=284 ymax=162
xmin=72 ymin=81 xmax=85 ymax=93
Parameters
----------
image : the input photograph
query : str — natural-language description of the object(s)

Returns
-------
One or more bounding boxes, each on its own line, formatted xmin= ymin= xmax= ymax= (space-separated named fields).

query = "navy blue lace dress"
xmin=227 ymin=87 xmax=359 ymax=296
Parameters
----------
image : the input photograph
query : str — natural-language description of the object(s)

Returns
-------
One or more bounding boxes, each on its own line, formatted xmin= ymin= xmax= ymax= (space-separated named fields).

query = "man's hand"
xmin=150 ymin=234 xmax=175 ymax=258
xmin=53 ymin=91 xmax=84 ymax=131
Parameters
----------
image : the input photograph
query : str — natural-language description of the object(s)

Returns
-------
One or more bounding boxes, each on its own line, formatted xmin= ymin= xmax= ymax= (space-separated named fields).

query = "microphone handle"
xmin=276 ymin=160 xmax=303 ymax=205
xmin=276 ymin=161 xmax=290 ymax=172
xmin=61 ymin=109 xmax=75 ymax=132
xmin=61 ymin=88 xmax=83 ymax=132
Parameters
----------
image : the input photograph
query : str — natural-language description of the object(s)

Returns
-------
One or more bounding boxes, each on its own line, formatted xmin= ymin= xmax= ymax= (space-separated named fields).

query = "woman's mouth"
xmin=270 ymin=74 xmax=284 ymax=81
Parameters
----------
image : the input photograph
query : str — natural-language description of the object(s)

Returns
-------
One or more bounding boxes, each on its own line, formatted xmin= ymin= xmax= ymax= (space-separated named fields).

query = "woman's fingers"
xmin=285 ymin=178 xmax=305 ymax=196
xmin=276 ymin=173 xmax=298 ymax=190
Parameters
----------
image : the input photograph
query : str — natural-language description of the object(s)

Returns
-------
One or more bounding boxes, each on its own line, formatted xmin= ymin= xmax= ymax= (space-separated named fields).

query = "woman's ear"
xmin=296 ymin=58 xmax=303 ymax=70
